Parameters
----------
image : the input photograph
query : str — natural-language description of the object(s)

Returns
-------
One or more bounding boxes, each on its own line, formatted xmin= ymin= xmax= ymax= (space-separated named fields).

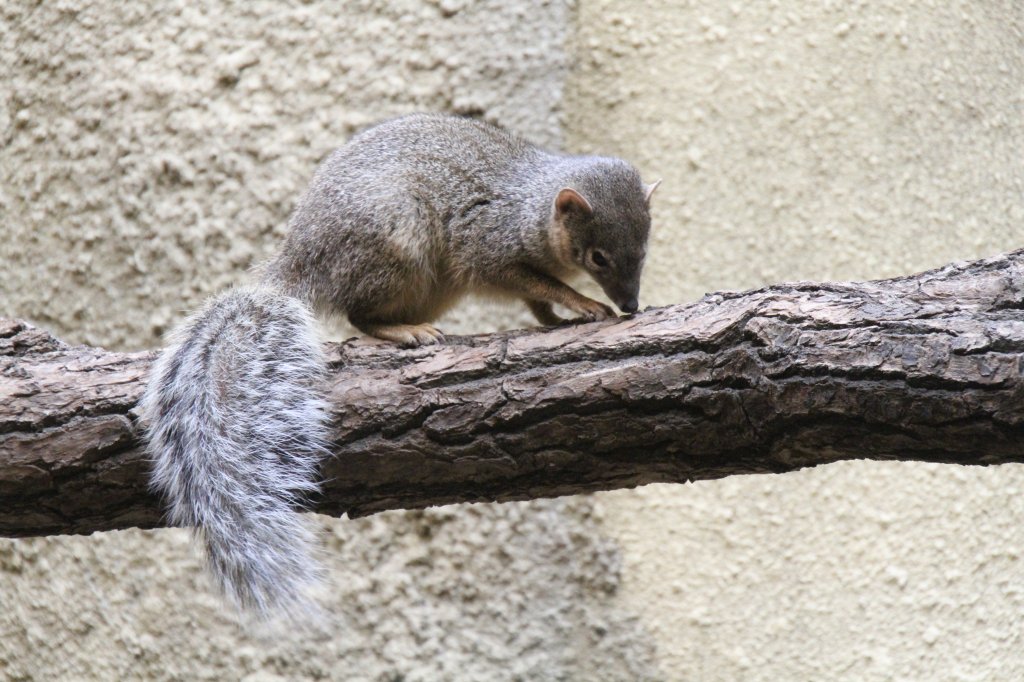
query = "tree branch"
xmin=3 ymin=250 xmax=1024 ymax=538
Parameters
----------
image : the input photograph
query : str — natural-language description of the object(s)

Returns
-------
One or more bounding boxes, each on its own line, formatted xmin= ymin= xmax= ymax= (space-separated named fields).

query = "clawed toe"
xmin=571 ymin=301 xmax=616 ymax=323
xmin=410 ymin=324 xmax=444 ymax=347
xmin=354 ymin=321 xmax=447 ymax=347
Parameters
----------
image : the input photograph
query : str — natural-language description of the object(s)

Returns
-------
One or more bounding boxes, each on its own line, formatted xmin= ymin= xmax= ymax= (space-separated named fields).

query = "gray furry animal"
xmin=142 ymin=113 xmax=659 ymax=618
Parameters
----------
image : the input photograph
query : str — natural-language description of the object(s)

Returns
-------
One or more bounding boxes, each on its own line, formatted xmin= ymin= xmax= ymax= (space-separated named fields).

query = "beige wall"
xmin=1 ymin=0 xmax=565 ymax=350
xmin=571 ymin=2 xmax=1024 ymax=680
xmin=3 ymin=1 xmax=1024 ymax=680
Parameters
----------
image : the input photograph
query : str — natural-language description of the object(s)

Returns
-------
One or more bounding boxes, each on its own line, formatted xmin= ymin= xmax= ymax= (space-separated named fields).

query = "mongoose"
xmin=142 ymin=113 xmax=659 ymax=618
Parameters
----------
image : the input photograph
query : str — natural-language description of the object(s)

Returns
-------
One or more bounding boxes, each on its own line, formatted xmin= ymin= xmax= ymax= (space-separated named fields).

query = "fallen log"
xmin=2 ymin=249 xmax=1023 ymax=537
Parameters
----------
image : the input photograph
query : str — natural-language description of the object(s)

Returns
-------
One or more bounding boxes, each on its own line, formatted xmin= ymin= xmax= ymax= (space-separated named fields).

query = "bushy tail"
xmin=141 ymin=286 xmax=329 ymax=618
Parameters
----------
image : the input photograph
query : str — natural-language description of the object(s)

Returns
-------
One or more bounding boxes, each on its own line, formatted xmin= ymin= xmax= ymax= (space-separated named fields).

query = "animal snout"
xmin=618 ymin=297 xmax=639 ymax=314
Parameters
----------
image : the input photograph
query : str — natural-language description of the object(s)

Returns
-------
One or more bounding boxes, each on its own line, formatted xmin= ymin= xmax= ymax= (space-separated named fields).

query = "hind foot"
xmin=354 ymin=321 xmax=446 ymax=348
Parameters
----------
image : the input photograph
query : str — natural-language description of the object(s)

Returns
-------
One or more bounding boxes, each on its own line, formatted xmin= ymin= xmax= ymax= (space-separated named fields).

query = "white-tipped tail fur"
xmin=141 ymin=286 xmax=329 ymax=618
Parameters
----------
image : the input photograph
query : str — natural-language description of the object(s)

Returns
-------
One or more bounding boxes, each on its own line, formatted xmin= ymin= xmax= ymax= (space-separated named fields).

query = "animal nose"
xmin=619 ymin=297 xmax=639 ymax=314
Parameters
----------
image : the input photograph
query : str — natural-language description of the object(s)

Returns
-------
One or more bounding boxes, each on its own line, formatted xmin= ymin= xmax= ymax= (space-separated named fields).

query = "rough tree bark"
xmin=2 ymin=250 xmax=1023 ymax=538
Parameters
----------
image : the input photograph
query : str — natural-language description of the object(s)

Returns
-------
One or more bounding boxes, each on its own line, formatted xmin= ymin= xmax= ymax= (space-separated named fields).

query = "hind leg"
xmin=350 ymin=318 xmax=445 ymax=348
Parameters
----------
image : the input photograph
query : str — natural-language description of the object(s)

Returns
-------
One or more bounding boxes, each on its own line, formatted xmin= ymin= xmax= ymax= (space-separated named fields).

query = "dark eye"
xmin=591 ymin=250 xmax=608 ymax=268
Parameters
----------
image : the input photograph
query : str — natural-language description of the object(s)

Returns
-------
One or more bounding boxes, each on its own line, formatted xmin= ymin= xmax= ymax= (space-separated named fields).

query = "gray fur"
xmin=143 ymin=113 xmax=652 ymax=617
xmin=260 ymin=113 xmax=652 ymax=326
xmin=141 ymin=287 xmax=328 ymax=618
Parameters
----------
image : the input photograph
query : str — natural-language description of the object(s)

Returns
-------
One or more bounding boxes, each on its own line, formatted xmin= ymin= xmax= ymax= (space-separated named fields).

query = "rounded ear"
xmin=644 ymin=179 xmax=662 ymax=204
xmin=554 ymin=188 xmax=594 ymax=219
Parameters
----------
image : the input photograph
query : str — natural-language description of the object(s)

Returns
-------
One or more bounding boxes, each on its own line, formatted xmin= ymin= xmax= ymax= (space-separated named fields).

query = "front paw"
xmin=571 ymin=298 xmax=615 ymax=322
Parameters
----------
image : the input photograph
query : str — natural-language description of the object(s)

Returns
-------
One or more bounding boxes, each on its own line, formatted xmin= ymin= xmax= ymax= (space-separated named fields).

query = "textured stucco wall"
xmin=570 ymin=1 xmax=1024 ymax=680
xmin=4 ymin=1 xmax=1024 ymax=680
xmin=1 ymin=503 xmax=655 ymax=681
xmin=569 ymin=1 xmax=1024 ymax=302
xmin=0 ymin=2 xmax=659 ymax=680
xmin=2 ymin=0 xmax=566 ymax=351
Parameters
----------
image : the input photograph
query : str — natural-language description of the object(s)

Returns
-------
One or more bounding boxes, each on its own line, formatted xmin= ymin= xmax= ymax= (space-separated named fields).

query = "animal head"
xmin=551 ymin=160 xmax=659 ymax=314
